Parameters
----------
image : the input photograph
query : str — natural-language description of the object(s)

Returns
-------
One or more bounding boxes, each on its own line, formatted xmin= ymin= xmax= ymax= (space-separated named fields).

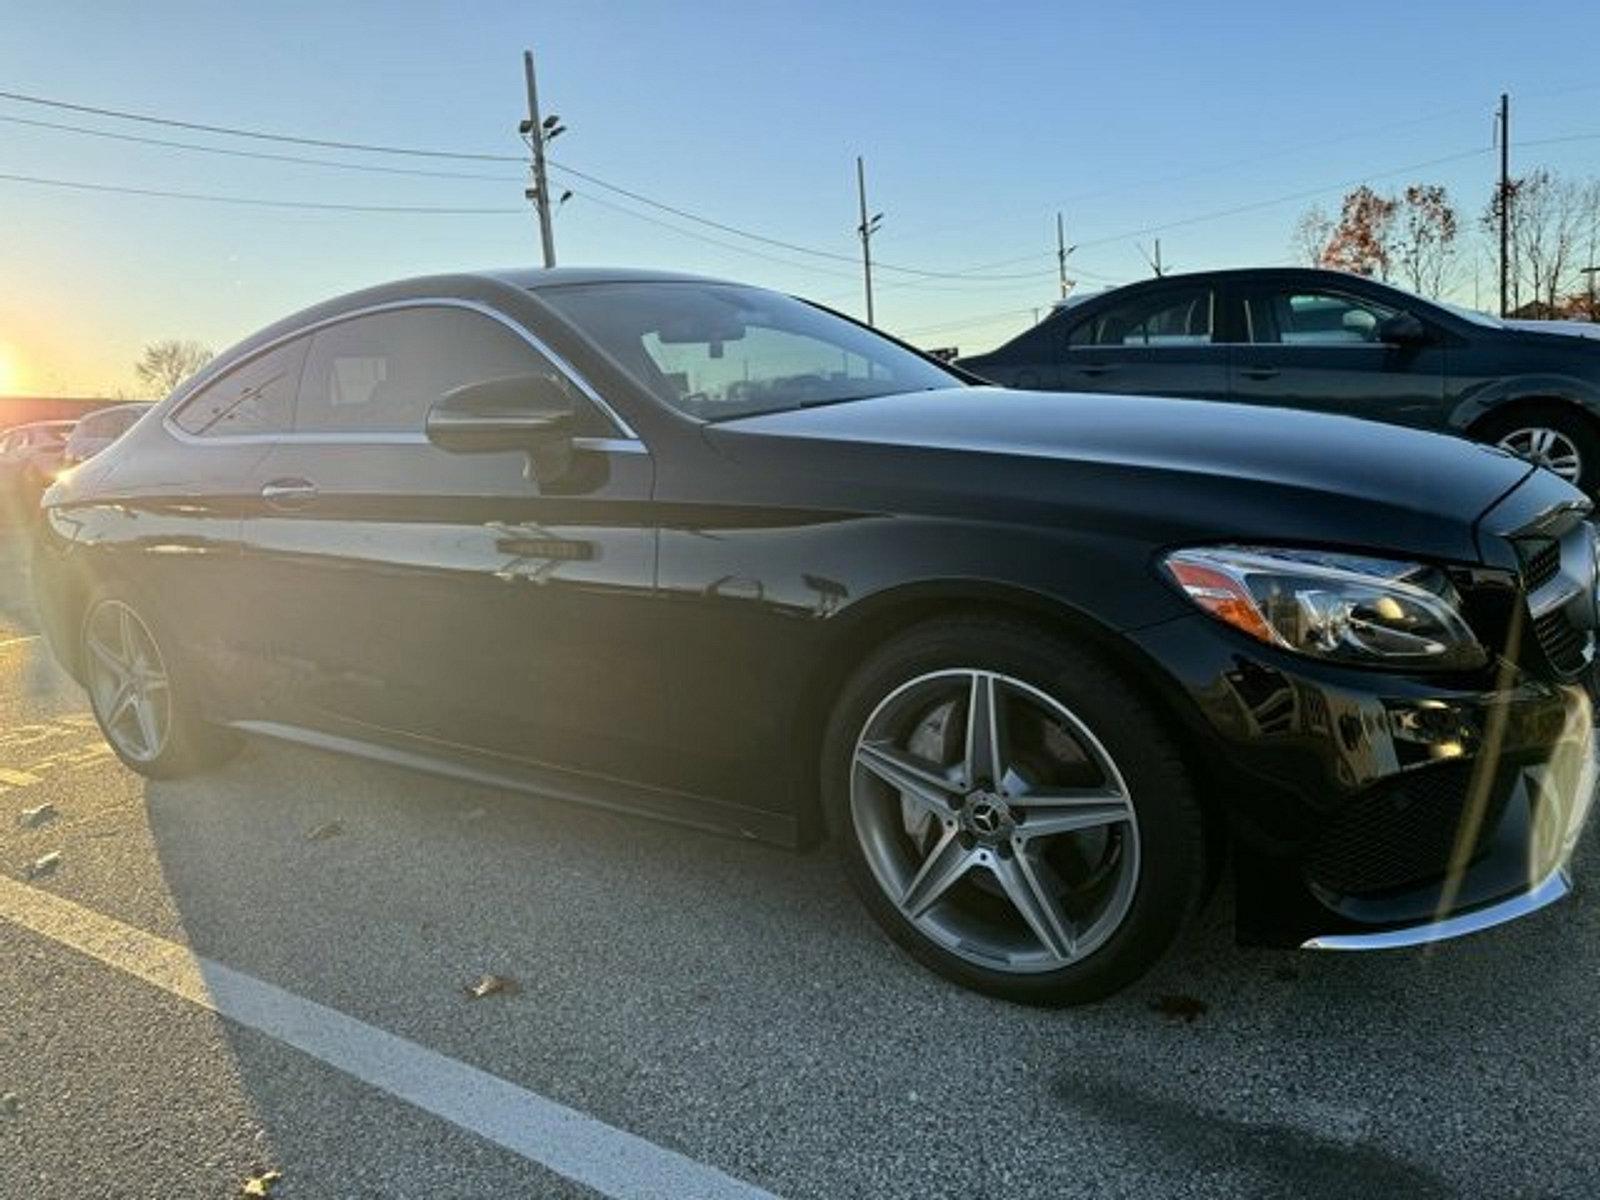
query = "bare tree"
xmin=1290 ymin=205 xmax=1334 ymax=266
xmin=1483 ymin=170 xmax=1599 ymax=313
xmin=134 ymin=339 xmax=212 ymax=397
xmin=1393 ymin=184 xmax=1459 ymax=298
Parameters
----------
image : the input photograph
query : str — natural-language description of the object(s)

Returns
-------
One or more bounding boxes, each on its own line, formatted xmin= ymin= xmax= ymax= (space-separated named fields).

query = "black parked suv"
xmin=959 ymin=267 xmax=1600 ymax=494
xmin=32 ymin=268 xmax=1600 ymax=1004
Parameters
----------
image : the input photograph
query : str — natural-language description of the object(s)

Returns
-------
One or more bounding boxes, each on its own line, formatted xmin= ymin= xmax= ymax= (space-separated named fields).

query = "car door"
xmin=1229 ymin=283 xmax=1446 ymax=425
xmin=1058 ymin=281 xmax=1231 ymax=398
xmin=236 ymin=300 xmax=661 ymax=784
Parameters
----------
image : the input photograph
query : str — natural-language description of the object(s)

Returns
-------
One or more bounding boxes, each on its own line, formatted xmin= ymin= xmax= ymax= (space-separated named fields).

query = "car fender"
xmin=1448 ymin=373 xmax=1600 ymax=431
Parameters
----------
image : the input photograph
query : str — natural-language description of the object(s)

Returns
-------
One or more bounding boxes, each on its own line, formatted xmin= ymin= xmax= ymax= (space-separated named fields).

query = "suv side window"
xmin=1245 ymin=289 xmax=1398 ymax=345
xmin=295 ymin=306 xmax=606 ymax=435
xmin=172 ymin=338 xmax=309 ymax=437
xmin=1068 ymin=287 xmax=1214 ymax=348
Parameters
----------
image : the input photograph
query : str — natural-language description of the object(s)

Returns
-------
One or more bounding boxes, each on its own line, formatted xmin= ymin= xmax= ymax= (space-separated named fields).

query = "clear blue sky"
xmin=4 ymin=0 xmax=1600 ymax=394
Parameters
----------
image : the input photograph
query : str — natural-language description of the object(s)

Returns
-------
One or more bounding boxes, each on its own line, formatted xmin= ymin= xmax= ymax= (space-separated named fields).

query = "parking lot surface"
xmin=1 ymin=522 xmax=1598 ymax=1199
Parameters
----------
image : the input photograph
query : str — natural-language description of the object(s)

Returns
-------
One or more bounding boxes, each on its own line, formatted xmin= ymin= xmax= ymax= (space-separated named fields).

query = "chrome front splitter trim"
xmin=1301 ymin=868 xmax=1572 ymax=951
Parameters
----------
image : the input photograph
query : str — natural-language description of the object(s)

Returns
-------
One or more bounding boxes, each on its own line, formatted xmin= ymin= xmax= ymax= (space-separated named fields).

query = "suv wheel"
xmin=823 ymin=617 xmax=1206 ymax=1005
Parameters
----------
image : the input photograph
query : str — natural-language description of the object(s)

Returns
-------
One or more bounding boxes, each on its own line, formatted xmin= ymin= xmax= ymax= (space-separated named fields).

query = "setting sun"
xmin=0 ymin=344 xmax=19 ymax=395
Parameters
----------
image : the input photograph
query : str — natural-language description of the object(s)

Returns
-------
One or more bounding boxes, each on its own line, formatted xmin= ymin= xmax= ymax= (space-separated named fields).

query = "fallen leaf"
xmin=241 ymin=1170 xmax=281 ymax=1196
xmin=304 ymin=821 xmax=344 ymax=842
xmin=1148 ymin=993 xmax=1208 ymax=1023
xmin=19 ymin=803 xmax=57 ymax=828
xmin=463 ymin=973 xmax=520 ymax=1000
xmin=25 ymin=852 xmax=61 ymax=880
xmin=0 ymin=1092 xmax=19 ymax=1118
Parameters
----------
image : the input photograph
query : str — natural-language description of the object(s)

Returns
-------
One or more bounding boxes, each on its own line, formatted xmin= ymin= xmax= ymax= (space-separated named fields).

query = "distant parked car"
xmin=958 ymin=267 xmax=1600 ymax=494
xmin=0 ymin=419 xmax=75 ymax=513
xmin=61 ymin=403 xmax=149 ymax=467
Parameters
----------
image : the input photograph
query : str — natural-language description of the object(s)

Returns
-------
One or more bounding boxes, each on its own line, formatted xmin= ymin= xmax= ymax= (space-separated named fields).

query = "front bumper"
xmin=1129 ymin=614 xmax=1597 ymax=948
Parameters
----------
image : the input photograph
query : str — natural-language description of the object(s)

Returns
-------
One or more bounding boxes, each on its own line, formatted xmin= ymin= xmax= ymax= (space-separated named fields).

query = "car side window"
xmin=1245 ymin=290 xmax=1398 ymax=345
xmin=295 ymin=306 xmax=607 ymax=436
xmin=172 ymin=338 xmax=309 ymax=437
xmin=1067 ymin=287 xmax=1214 ymax=348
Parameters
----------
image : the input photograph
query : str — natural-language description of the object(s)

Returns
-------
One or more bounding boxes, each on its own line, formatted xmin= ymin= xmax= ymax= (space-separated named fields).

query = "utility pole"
xmin=1497 ymin=91 xmax=1511 ymax=317
xmin=856 ymin=156 xmax=882 ymax=326
xmin=1056 ymin=211 xmax=1071 ymax=298
xmin=522 ymin=49 xmax=557 ymax=268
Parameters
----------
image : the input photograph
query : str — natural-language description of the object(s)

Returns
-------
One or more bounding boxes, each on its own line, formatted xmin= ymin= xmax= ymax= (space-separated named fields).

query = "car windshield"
xmin=537 ymin=281 xmax=960 ymax=421
xmin=1436 ymin=299 xmax=1507 ymax=329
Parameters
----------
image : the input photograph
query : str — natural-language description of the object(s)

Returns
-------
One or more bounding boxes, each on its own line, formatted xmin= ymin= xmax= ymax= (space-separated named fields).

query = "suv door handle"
xmin=261 ymin=478 xmax=318 ymax=510
xmin=1076 ymin=365 xmax=1113 ymax=377
xmin=1240 ymin=367 xmax=1280 ymax=381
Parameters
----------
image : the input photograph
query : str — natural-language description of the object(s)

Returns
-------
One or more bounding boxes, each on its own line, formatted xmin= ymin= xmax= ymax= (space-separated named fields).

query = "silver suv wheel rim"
xmin=850 ymin=669 xmax=1140 ymax=974
xmin=1497 ymin=426 xmax=1583 ymax=482
xmin=84 ymin=600 xmax=171 ymax=764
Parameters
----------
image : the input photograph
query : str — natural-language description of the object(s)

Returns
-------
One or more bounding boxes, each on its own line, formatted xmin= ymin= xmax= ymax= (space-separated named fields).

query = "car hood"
xmin=1502 ymin=318 xmax=1600 ymax=341
xmin=710 ymin=387 xmax=1541 ymax=562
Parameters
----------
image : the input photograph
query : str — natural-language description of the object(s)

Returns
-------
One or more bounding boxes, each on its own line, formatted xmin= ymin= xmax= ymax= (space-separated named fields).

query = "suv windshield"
xmin=538 ymin=281 xmax=960 ymax=420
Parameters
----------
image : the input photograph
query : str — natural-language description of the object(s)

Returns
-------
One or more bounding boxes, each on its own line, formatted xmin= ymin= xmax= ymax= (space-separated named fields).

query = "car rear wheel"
xmin=81 ymin=591 xmax=239 ymax=778
xmin=1478 ymin=404 xmax=1600 ymax=494
xmin=823 ymin=617 xmax=1206 ymax=1005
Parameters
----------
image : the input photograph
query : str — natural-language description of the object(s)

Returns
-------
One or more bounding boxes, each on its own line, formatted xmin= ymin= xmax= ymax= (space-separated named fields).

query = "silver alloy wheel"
xmin=850 ymin=669 xmax=1141 ymax=973
xmin=1496 ymin=426 xmax=1583 ymax=482
xmin=84 ymin=600 xmax=172 ymax=764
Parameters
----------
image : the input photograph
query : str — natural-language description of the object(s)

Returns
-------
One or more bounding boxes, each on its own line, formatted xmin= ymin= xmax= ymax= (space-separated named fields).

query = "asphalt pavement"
xmin=1 ymin=520 xmax=1597 ymax=1199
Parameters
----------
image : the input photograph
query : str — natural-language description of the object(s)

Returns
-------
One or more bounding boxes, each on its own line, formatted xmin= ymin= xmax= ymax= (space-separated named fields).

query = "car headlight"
xmin=1162 ymin=546 xmax=1486 ymax=670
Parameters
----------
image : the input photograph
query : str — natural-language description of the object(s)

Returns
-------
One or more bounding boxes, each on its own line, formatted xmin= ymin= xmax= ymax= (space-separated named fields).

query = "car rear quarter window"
xmin=1067 ymin=286 xmax=1214 ymax=348
xmin=172 ymin=338 xmax=309 ymax=437
xmin=294 ymin=306 xmax=593 ymax=435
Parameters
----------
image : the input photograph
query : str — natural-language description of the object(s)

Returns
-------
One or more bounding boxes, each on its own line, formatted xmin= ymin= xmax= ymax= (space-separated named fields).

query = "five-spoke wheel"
xmin=85 ymin=599 xmax=171 ymax=764
xmin=826 ymin=617 xmax=1205 ymax=1005
xmin=852 ymin=669 xmax=1139 ymax=971
xmin=80 ymin=591 xmax=238 ymax=778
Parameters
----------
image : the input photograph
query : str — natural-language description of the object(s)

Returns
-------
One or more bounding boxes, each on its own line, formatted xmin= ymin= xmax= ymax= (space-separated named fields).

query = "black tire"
xmin=1475 ymin=403 xmax=1600 ymax=496
xmin=80 ymin=584 xmax=240 ymax=779
xmin=822 ymin=615 xmax=1206 ymax=1006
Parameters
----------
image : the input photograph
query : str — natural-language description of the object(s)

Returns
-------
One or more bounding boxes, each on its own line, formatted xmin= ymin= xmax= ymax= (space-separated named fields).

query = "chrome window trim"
xmin=164 ymin=296 xmax=641 ymax=445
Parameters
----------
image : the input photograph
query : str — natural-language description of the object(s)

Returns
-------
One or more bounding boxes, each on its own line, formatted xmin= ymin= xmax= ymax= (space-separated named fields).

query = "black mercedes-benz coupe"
xmin=31 ymin=268 xmax=1599 ymax=1004
xmin=958 ymin=267 xmax=1600 ymax=495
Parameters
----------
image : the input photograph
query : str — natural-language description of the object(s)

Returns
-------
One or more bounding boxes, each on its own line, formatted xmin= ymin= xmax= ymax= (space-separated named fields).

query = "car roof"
xmin=483 ymin=266 xmax=736 ymax=290
xmin=1091 ymin=266 xmax=1390 ymax=291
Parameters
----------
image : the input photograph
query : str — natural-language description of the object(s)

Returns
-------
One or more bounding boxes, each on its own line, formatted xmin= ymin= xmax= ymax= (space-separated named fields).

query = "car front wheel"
xmin=1478 ymin=404 xmax=1600 ymax=495
xmin=823 ymin=617 xmax=1206 ymax=1006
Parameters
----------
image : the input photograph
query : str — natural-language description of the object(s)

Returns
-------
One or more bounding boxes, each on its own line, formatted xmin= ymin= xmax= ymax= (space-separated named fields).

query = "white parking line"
xmin=0 ymin=875 xmax=780 ymax=1200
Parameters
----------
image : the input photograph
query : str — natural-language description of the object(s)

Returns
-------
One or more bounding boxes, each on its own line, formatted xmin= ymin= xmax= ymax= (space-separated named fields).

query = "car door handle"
xmin=1240 ymin=367 xmax=1280 ymax=381
xmin=1076 ymin=365 xmax=1114 ymax=377
xmin=261 ymin=478 xmax=318 ymax=510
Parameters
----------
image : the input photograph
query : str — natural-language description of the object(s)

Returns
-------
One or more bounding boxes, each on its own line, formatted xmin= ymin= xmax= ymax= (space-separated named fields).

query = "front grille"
xmin=1305 ymin=763 xmax=1511 ymax=896
xmin=1515 ymin=527 xmax=1596 ymax=678
xmin=1523 ymin=540 xmax=1562 ymax=591
xmin=1533 ymin=608 xmax=1590 ymax=673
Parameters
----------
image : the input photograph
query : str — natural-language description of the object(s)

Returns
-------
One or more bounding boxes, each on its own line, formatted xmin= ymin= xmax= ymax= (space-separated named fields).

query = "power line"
xmin=0 ymin=87 xmax=526 ymax=162
xmin=546 ymin=157 xmax=1048 ymax=281
xmin=0 ymin=170 xmax=524 ymax=214
xmin=564 ymin=188 xmax=862 ymax=279
xmin=0 ymin=112 xmax=522 ymax=181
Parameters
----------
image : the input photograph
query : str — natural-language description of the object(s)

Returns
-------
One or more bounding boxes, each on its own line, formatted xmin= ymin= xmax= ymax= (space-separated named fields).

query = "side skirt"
xmin=230 ymin=719 xmax=800 ymax=847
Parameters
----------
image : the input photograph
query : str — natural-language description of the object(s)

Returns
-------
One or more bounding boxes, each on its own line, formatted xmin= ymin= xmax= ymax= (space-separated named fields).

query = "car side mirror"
xmin=1375 ymin=313 xmax=1429 ymax=345
xmin=426 ymin=373 xmax=577 ymax=453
